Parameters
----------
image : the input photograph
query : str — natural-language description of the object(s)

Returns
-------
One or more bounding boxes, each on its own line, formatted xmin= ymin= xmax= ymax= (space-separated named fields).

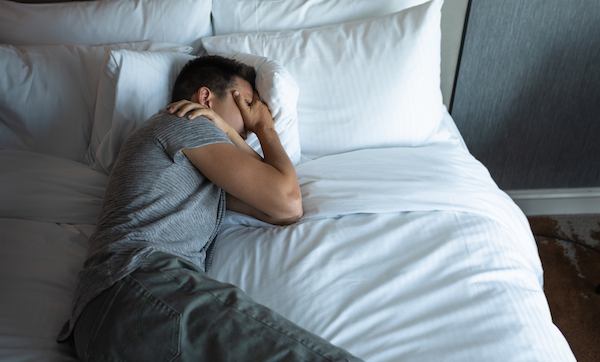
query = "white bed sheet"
xmin=0 ymin=110 xmax=575 ymax=361
xmin=0 ymin=150 xmax=103 ymax=361
xmin=0 ymin=218 xmax=91 ymax=362
xmin=212 ymin=211 xmax=566 ymax=361
xmin=208 ymin=137 xmax=573 ymax=360
xmin=0 ymin=150 xmax=107 ymax=225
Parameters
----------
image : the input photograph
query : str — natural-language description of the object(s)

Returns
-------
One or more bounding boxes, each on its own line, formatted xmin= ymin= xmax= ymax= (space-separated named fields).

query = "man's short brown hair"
xmin=171 ymin=55 xmax=256 ymax=103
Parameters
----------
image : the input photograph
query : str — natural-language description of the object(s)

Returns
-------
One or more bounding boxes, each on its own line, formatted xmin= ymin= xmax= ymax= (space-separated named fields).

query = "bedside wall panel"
xmin=451 ymin=0 xmax=600 ymax=190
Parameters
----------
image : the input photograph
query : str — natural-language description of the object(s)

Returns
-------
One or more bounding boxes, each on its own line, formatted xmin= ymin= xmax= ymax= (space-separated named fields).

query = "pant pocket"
xmin=86 ymin=275 xmax=181 ymax=362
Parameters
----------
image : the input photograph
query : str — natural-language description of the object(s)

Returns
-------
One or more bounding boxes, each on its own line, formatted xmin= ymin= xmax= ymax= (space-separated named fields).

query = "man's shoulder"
xmin=145 ymin=108 xmax=182 ymax=126
xmin=144 ymin=109 xmax=214 ymax=131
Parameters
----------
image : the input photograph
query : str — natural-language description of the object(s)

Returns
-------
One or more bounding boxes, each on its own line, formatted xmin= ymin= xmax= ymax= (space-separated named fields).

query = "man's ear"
xmin=196 ymin=87 xmax=212 ymax=107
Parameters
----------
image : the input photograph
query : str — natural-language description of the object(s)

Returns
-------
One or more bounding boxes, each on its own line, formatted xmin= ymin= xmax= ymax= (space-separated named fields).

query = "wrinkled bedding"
xmin=0 ymin=131 xmax=574 ymax=360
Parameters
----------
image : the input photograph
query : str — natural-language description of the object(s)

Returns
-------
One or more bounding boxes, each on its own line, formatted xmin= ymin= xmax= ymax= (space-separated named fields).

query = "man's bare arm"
xmin=226 ymin=193 xmax=301 ymax=225
xmin=181 ymin=91 xmax=303 ymax=224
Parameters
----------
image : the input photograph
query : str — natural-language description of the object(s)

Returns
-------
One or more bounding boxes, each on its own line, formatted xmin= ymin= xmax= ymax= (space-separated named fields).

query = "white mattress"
xmin=0 ymin=111 xmax=575 ymax=360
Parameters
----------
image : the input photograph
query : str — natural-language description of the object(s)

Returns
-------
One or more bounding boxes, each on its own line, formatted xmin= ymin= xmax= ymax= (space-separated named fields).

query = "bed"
xmin=0 ymin=0 xmax=576 ymax=361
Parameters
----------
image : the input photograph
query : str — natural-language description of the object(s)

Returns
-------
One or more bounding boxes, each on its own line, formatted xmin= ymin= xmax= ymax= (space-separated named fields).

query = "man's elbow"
xmin=282 ymin=203 xmax=304 ymax=225
xmin=271 ymin=193 xmax=303 ymax=225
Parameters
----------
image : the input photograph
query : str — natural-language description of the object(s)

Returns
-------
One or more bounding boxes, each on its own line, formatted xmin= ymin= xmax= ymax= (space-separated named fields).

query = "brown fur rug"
xmin=528 ymin=214 xmax=600 ymax=362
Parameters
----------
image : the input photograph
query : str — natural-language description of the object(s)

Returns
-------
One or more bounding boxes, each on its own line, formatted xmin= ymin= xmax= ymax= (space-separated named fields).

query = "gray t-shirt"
xmin=58 ymin=109 xmax=232 ymax=341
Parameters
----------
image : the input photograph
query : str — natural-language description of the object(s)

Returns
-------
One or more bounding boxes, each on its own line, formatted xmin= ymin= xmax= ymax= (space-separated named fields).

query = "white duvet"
xmin=211 ymin=142 xmax=572 ymax=361
xmin=0 ymin=127 xmax=575 ymax=361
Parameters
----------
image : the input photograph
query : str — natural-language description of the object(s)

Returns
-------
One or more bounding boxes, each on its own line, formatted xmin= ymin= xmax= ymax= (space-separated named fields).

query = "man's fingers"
xmin=177 ymin=104 xmax=195 ymax=116
xmin=187 ymin=108 xmax=209 ymax=120
xmin=166 ymin=100 xmax=212 ymax=117
xmin=252 ymin=91 xmax=271 ymax=108
xmin=232 ymin=90 xmax=247 ymax=111
xmin=166 ymin=100 xmax=189 ymax=113
xmin=178 ymin=103 xmax=208 ymax=117
xmin=234 ymin=90 xmax=256 ymax=122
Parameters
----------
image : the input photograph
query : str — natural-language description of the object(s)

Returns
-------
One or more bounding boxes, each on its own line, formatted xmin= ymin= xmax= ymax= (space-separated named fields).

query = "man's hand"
xmin=233 ymin=90 xmax=274 ymax=133
xmin=166 ymin=100 xmax=234 ymax=136
xmin=167 ymin=100 xmax=263 ymax=161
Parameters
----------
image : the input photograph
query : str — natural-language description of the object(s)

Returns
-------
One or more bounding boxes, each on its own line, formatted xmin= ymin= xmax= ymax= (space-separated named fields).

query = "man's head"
xmin=172 ymin=55 xmax=256 ymax=102
xmin=172 ymin=55 xmax=257 ymax=138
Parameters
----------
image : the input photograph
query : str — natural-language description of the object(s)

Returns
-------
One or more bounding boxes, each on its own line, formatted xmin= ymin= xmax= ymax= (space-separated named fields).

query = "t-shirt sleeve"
xmin=154 ymin=113 xmax=232 ymax=163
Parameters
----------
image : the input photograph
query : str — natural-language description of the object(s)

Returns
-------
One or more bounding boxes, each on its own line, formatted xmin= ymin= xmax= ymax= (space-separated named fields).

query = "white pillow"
xmin=86 ymin=51 xmax=302 ymax=174
xmin=0 ymin=0 xmax=212 ymax=53
xmin=212 ymin=0 xmax=428 ymax=34
xmin=202 ymin=0 xmax=445 ymax=159
xmin=0 ymin=42 xmax=191 ymax=163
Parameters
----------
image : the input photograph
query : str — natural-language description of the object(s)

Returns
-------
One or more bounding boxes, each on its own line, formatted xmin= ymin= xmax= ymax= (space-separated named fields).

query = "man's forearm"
xmin=226 ymin=193 xmax=300 ymax=225
xmin=224 ymin=128 xmax=263 ymax=161
xmin=229 ymin=90 xmax=303 ymax=222
xmin=253 ymin=123 xmax=294 ymax=174
xmin=251 ymin=122 xmax=303 ymax=221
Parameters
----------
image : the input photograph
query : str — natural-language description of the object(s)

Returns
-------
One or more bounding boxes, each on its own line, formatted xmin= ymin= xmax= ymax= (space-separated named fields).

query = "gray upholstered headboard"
xmin=450 ymin=0 xmax=600 ymax=190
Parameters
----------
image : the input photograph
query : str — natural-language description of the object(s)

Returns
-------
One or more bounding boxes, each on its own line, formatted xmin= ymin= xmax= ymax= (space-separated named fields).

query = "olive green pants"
xmin=73 ymin=252 xmax=362 ymax=362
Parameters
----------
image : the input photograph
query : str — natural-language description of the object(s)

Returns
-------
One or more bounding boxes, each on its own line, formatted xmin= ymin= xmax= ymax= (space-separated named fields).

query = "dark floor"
xmin=528 ymin=214 xmax=600 ymax=362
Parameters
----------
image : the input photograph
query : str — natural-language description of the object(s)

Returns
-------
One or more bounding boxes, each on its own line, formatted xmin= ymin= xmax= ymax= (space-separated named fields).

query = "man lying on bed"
xmin=58 ymin=55 xmax=361 ymax=362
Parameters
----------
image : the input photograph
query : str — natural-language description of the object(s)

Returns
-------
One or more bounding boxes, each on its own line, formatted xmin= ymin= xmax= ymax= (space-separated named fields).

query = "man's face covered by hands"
xmin=208 ymin=77 xmax=254 ymax=139
xmin=175 ymin=75 xmax=272 ymax=140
